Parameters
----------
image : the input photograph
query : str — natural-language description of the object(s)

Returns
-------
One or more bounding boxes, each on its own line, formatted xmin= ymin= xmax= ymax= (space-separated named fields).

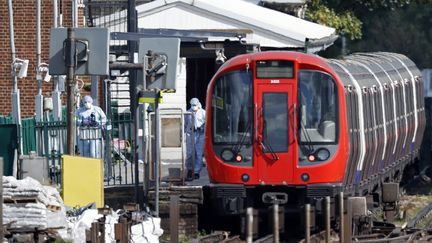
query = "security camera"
xmin=38 ymin=65 xmax=51 ymax=82
xmin=44 ymin=71 xmax=51 ymax=82
xmin=215 ymin=55 xmax=225 ymax=65
xmin=16 ymin=59 xmax=29 ymax=78
xmin=147 ymin=54 xmax=167 ymax=76
xmin=215 ymin=50 xmax=226 ymax=65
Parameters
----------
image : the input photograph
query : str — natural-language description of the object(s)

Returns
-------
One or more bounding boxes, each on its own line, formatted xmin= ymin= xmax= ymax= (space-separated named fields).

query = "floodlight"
xmin=13 ymin=58 xmax=29 ymax=78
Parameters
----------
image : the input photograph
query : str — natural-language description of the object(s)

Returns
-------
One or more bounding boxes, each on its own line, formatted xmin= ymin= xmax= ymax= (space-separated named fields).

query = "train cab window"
xmin=298 ymin=70 xmax=338 ymax=143
xmin=262 ymin=93 xmax=288 ymax=152
xmin=211 ymin=70 xmax=253 ymax=165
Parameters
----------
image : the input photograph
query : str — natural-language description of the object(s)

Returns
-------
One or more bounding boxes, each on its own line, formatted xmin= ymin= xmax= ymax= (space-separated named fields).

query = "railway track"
xmin=407 ymin=202 xmax=432 ymax=229
xmin=188 ymin=200 xmax=432 ymax=243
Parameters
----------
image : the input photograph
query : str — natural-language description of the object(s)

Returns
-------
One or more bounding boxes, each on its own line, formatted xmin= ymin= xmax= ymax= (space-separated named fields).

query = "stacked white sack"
xmin=3 ymin=176 xmax=62 ymax=209
xmin=2 ymin=176 xmax=67 ymax=230
xmin=3 ymin=203 xmax=47 ymax=229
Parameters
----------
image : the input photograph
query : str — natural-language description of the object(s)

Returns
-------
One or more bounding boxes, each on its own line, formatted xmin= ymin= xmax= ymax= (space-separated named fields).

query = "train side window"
xmin=298 ymin=70 xmax=338 ymax=143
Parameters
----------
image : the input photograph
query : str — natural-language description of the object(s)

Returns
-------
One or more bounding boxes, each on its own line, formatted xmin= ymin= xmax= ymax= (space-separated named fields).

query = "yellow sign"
xmin=215 ymin=96 xmax=224 ymax=109
xmin=61 ymin=155 xmax=104 ymax=208
xmin=138 ymin=90 xmax=164 ymax=104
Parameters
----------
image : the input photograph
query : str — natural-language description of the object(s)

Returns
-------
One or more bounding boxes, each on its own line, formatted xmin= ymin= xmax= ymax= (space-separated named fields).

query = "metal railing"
xmin=1 ymin=105 xmax=195 ymax=188
xmin=106 ymin=112 xmax=135 ymax=186
xmin=0 ymin=113 xmax=137 ymax=186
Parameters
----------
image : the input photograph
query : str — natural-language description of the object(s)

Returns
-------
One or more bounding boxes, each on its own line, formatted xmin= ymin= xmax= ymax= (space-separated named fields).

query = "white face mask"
xmin=192 ymin=105 xmax=199 ymax=111
xmin=85 ymin=102 xmax=92 ymax=109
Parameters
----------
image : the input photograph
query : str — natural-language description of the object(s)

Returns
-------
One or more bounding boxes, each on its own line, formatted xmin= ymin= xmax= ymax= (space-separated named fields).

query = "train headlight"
xmin=221 ymin=149 xmax=234 ymax=161
xmin=308 ymin=148 xmax=331 ymax=162
xmin=316 ymin=148 xmax=331 ymax=161
xmin=301 ymin=173 xmax=310 ymax=182
xmin=235 ymin=154 xmax=243 ymax=162
xmin=307 ymin=154 xmax=316 ymax=162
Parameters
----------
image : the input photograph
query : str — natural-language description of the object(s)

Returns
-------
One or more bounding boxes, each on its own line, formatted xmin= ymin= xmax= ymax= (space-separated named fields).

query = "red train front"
xmin=204 ymin=51 xmax=349 ymax=187
xmin=200 ymin=51 xmax=424 ymax=236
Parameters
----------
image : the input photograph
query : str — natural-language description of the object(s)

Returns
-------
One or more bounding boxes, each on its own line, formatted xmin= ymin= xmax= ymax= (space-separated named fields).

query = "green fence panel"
xmin=0 ymin=116 xmax=13 ymax=125
xmin=0 ymin=124 xmax=18 ymax=176
xmin=21 ymin=118 xmax=37 ymax=155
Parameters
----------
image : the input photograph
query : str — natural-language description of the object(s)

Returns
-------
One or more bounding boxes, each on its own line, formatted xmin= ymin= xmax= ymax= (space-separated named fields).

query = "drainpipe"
xmin=53 ymin=0 xmax=58 ymax=28
xmin=72 ymin=0 xmax=78 ymax=28
xmin=52 ymin=0 xmax=62 ymax=121
xmin=35 ymin=0 xmax=43 ymax=122
xmin=8 ymin=0 xmax=22 ymax=178
xmin=8 ymin=0 xmax=21 ymax=126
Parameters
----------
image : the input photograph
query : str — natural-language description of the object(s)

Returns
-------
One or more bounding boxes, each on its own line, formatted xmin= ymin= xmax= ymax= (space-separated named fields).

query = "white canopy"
xmin=136 ymin=0 xmax=337 ymax=50
xmin=96 ymin=0 xmax=337 ymax=52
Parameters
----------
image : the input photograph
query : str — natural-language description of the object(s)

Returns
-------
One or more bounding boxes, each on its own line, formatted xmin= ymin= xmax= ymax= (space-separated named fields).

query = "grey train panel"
xmin=326 ymin=52 xmax=424 ymax=190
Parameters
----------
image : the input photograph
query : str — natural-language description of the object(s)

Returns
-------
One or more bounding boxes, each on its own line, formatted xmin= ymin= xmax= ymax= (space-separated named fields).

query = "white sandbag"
xmin=2 ymin=176 xmax=18 ymax=188
xmin=47 ymin=208 xmax=68 ymax=229
xmin=3 ymin=203 xmax=47 ymax=229
xmin=2 ymin=176 xmax=68 ymax=235
xmin=5 ymin=219 xmax=47 ymax=229
xmin=68 ymin=209 xmax=119 ymax=243
xmin=70 ymin=209 xmax=101 ymax=242
xmin=130 ymin=217 xmax=163 ymax=243
xmin=3 ymin=176 xmax=64 ymax=211
xmin=44 ymin=185 xmax=64 ymax=207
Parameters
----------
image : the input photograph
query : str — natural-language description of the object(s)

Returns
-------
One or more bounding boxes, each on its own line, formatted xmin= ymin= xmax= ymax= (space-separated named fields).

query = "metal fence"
xmin=0 ymin=105 xmax=194 ymax=190
xmin=0 ymin=113 xmax=137 ymax=186
xmin=107 ymin=112 xmax=135 ymax=185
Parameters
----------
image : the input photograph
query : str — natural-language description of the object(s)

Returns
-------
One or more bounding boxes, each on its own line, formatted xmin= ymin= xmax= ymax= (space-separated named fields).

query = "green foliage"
xmin=308 ymin=0 xmax=432 ymax=69
xmin=306 ymin=2 xmax=362 ymax=40
xmin=354 ymin=0 xmax=412 ymax=10
xmin=348 ymin=2 xmax=432 ymax=68
xmin=306 ymin=0 xmax=421 ymax=40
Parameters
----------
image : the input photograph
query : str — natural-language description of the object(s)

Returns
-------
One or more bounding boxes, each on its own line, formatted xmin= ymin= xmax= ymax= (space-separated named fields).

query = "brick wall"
xmin=0 ymin=0 xmax=85 ymax=118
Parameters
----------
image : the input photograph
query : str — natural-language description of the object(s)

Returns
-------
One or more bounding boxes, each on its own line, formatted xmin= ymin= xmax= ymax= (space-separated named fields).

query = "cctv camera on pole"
xmin=13 ymin=59 xmax=29 ymax=79
xmin=35 ymin=63 xmax=50 ymax=122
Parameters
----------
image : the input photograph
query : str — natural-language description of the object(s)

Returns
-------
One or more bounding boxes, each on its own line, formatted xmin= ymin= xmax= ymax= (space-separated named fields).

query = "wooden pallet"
xmin=47 ymin=204 xmax=61 ymax=212
xmin=3 ymin=197 xmax=38 ymax=204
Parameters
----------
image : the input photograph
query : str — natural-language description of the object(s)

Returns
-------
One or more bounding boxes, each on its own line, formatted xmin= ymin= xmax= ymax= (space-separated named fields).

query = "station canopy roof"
xmin=97 ymin=0 xmax=338 ymax=52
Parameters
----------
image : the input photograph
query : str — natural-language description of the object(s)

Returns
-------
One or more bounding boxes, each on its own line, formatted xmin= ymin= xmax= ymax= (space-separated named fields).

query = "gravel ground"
xmin=398 ymin=178 xmax=432 ymax=227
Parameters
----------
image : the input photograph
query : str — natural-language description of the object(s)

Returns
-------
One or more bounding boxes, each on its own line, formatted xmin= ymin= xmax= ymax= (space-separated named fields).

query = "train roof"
xmin=218 ymin=51 xmax=333 ymax=74
xmin=215 ymin=51 xmax=420 ymax=91
xmin=327 ymin=52 xmax=421 ymax=89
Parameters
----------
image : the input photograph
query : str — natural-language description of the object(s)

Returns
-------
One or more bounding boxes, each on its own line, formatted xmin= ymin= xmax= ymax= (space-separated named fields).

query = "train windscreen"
xmin=211 ymin=70 xmax=253 ymax=165
xmin=298 ymin=70 xmax=338 ymax=143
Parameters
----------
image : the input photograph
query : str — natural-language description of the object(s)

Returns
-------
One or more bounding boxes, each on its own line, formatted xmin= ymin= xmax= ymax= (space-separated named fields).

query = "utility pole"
xmin=65 ymin=28 xmax=76 ymax=155
xmin=8 ymin=0 xmax=21 ymax=126
xmin=52 ymin=0 xmax=62 ymax=121
xmin=128 ymin=0 xmax=143 ymax=207
xmin=35 ymin=0 xmax=43 ymax=122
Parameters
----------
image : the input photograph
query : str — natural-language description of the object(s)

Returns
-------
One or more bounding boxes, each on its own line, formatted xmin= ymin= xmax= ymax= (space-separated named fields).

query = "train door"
xmin=255 ymin=83 xmax=296 ymax=183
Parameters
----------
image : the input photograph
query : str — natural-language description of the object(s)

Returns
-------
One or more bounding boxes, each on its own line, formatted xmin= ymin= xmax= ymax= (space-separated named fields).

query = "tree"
xmin=349 ymin=2 xmax=432 ymax=69
xmin=309 ymin=0 xmax=432 ymax=68
xmin=306 ymin=0 xmax=416 ymax=40
xmin=306 ymin=1 xmax=362 ymax=40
